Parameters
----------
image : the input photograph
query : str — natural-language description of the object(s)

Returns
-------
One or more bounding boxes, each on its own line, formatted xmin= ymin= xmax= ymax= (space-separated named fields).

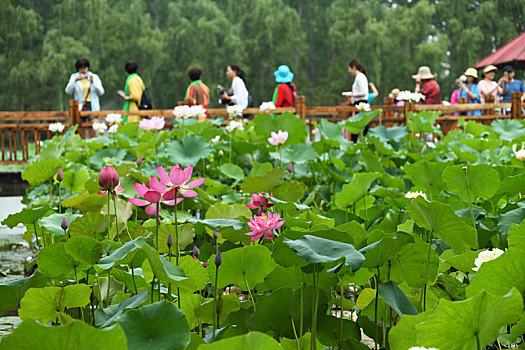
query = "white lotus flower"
xmin=105 ymin=113 xmax=122 ymax=124
xmin=92 ymin=121 xmax=108 ymax=134
xmin=396 ymin=90 xmax=425 ymax=102
xmin=227 ymin=104 xmax=244 ymax=117
xmin=211 ymin=136 xmax=221 ymax=143
xmin=259 ymin=101 xmax=276 ymax=113
xmin=405 ymin=191 xmax=427 ymax=199
xmin=225 ymin=120 xmax=244 ymax=132
xmin=356 ymin=102 xmax=371 ymax=112
xmin=426 ymin=142 xmax=436 ymax=149
xmin=172 ymin=105 xmax=192 ymax=119
xmin=515 ymin=149 xmax=525 ymax=161
xmin=48 ymin=122 xmax=65 ymax=133
xmin=190 ymin=105 xmax=207 ymax=118
xmin=108 ymin=124 xmax=119 ymax=134
xmin=412 ymin=92 xmax=426 ymax=103
xmin=472 ymin=248 xmax=504 ymax=271
xmin=396 ymin=90 xmax=414 ymax=101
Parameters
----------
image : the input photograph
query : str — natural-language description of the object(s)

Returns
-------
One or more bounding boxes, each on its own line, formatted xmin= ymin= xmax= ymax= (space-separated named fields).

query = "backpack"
xmin=139 ymin=88 xmax=153 ymax=110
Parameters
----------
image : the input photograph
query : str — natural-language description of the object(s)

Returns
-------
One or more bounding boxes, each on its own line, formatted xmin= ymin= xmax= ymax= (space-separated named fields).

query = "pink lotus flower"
xmin=157 ymin=165 xmax=206 ymax=199
xmin=268 ymin=130 xmax=288 ymax=146
xmin=98 ymin=166 xmax=124 ymax=196
xmin=246 ymin=212 xmax=285 ymax=242
xmin=246 ymin=192 xmax=274 ymax=215
xmin=139 ymin=116 xmax=165 ymax=131
xmin=128 ymin=181 xmax=183 ymax=216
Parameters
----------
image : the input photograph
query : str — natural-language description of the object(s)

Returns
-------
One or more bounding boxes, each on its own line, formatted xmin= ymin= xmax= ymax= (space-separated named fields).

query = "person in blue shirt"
xmin=457 ymin=67 xmax=480 ymax=116
xmin=499 ymin=65 xmax=525 ymax=103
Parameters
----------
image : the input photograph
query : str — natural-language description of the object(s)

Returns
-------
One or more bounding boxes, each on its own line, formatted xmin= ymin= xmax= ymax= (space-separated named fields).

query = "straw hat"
xmin=483 ymin=65 xmax=497 ymax=74
xmin=464 ymin=68 xmax=478 ymax=79
xmin=412 ymin=66 xmax=435 ymax=80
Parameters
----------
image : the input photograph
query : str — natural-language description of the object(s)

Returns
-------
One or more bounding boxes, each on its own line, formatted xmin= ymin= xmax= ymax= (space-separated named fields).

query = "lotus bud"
xmin=98 ymin=166 xmax=120 ymax=191
xmin=57 ymin=167 xmax=64 ymax=182
xmin=61 ymin=218 xmax=68 ymax=230
xmin=287 ymin=162 xmax=293 ymax=172
xmin=167 ymin=234 xmax=173 ymax=248
xmin=213 ymin=230 xmax=219 ymax=239
xmin=193 ymin=245 xmax=200 ymax=257
xmin=136 ymin=156 xmax=143 ymax=167
xmin=214 ymin=251 xmax=222 ymax=267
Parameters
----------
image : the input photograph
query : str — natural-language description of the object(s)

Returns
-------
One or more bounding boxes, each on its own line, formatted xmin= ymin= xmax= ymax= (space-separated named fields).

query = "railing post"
xmin=511 ymin=92 xmax=523 ymax=119
xmin=296 ymin=96 xmax=306 ymax=123
xmin=383 ymin=97 xmax=394 ymax=126
xmin=405 ymin=101 xmax=415 ymax=125
xmin=458 ymin=98 xmax=468 ymax=116
xmin=69 ymin=100 xmax=80 ymax=125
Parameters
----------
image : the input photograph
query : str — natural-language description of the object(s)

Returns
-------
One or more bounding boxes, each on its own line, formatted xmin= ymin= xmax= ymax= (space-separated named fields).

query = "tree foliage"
xmin=0 ymin=0 xmax=523 ymax=111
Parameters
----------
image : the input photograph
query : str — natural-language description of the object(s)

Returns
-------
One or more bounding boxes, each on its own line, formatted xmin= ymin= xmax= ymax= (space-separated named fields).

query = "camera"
xmin=217 ymin=85 xmax=233 ymax=105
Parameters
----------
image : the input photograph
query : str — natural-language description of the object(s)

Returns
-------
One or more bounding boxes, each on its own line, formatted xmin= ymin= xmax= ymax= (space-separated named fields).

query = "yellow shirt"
xmin=80 ymin=79 xmax=91 ymax=102
xmin=127 ymin=75 xmax=145 ymax=122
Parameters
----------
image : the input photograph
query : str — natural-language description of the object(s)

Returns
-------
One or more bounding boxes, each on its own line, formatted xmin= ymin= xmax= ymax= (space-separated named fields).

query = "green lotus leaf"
xmin=19 ymin=284 xmax=91 ymax=324
xmin=416 ymin=289 xmax=522 ymax=349
xmin=284 ymin=235 xmax=364 ymax=272
xmin=159 ymin=134 xmax=212 ymax=167
xmin=1 ymin=205 xmax=53 ymax=228
xmin=0 ymin=319 xmax=127 ymax=350
xmin=407 ymin=197 xmax=477 ymax=252
xmin=335 ymin=173 xmax=378 ymax=208
xmin=207 ymin=245 xmax=276 ymax=290
xmin=21 ymin=159 xmax=61 ymax=186
xmin=442 ymin=164 xmax=499 ymax=202
xmin=220 ymin=163 xmax=245 ymax=182
xmin=37 ymin=242 xmax=76 ymax=278
xmin=0 ymin=271 xmax=49 ymax=316
xmin=252 ymin=112 xmax=307 ymax=145
xmin=378 ymin=281 xmax=418 ymax=317
xmin=95 ymin=290 xmax=149 ymax=328
xmin=38 ymin=212 xmax=81 ymax=236
xmin=199 ymin=331 xmax=282 ymax=350
xmin=491 ymin=119 xmax=525 ymax=141
xmin=116 ymin=301 xmax=190 ymax=350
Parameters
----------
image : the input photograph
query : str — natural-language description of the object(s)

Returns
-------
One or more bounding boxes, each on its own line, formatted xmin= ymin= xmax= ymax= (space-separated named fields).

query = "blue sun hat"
xmin=274 ymin=65 xmax=294 ymax=83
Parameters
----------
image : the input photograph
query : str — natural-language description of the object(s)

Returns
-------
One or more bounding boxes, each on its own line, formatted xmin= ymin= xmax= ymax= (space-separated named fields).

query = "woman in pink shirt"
xmin=478 ymin=65 xmax=504 ymax=104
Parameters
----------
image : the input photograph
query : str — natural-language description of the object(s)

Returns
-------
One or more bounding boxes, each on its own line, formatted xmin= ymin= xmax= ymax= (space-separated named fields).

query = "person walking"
xmin=221 ymin=64 xmax=250 ymax=109
xmin=117 ymin=61 xmax=145 ymax=123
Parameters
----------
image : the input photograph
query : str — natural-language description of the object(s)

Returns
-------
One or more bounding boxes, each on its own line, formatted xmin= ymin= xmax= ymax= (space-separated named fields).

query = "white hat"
xmin=412 ymin=66 xmax=435 ymax=80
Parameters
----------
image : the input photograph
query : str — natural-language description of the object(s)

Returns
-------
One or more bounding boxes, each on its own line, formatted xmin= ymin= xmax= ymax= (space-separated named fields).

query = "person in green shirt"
xmin=117 ymin=60 xmax=145 ymax=123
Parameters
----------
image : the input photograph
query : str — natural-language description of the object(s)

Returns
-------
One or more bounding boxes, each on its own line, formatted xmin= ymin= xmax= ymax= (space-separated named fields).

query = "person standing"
xmin=479 ymin=65 xmax=503 ymax=104
xmin=185 ymin=67 xmax=210 ymax=109
xmin=221 ymin=64 xmax=250 ymax=109
xmin=65 ymin=57 xmax=105 ymax=114
xmin=117 ymin=60 xmax=145 ymax=123
xmin=273 ymin=65 xmax=297 ymax=107
xmin=346 ymin=59 xmax=369 ymax=105
xmin=413 ymin=66 xmax=441 ymax=104
xmin=499 ymin=65 xmax=525 ymax=103
xmin=457 ymin=67 xmax=480 ymax=116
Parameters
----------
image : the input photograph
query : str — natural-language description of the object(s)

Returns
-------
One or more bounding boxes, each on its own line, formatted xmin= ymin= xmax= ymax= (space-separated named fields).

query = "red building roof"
xmin=474 ymin=31 xmax=525 ymax=70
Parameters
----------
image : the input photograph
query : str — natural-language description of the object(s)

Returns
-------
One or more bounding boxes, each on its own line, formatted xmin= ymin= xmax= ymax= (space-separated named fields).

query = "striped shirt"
xmin=185 ymin=80 xmax=210 ymax=109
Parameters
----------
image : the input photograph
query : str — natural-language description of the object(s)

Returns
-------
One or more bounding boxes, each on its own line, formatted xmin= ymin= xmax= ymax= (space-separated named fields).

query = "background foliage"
xmin=1 ymin=0 xmax=524 ymax=111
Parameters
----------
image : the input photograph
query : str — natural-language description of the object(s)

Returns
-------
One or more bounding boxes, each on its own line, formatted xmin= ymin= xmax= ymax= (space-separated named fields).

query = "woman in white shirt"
xmin=221 ymin=64 xmax=249 ymax=109
xmin=347 ymin=59 xmax=369 ymax=105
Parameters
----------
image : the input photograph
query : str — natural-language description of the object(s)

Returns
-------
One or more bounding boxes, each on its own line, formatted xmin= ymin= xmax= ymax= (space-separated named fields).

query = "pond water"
xmin=0 ymin=196 xmax=31 ymax=337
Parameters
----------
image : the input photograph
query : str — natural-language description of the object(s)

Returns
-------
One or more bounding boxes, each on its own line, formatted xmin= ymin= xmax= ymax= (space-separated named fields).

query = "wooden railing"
xmin=0 ymin=93 xmax=523 ymax=164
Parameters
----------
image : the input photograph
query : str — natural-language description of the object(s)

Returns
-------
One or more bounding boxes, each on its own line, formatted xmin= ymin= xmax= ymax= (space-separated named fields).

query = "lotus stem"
xmin=106 ymin=269 xmax=111 ymax=308
xmin=155 ymin=203 xmax=160 ymax=250
xmin=213 ymin=265 xmax=219 ymax=342
xmin=58 ymin=183 xmax=62 ymax=214
xmin=243 ymin=272 xmax=256 ymax=311
xmin=112 ymin=195 xmax=119 ymax=240
xmin=33 ymin=222 xmax=40 ymax=249
xmin=311 ymin=263 xmax=319 ymax=350
xmin=130 ymin=262 xmax=138 ymax=294
xmin=107 ymin=193 xmax=112 ymax=239
xmin=463 ymin=166 xmax=477 ymax=231
xmin=374 ymin=269 xmax=380 ymax=350
xmin=338 ymin=273 xmax=344 ymax=349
